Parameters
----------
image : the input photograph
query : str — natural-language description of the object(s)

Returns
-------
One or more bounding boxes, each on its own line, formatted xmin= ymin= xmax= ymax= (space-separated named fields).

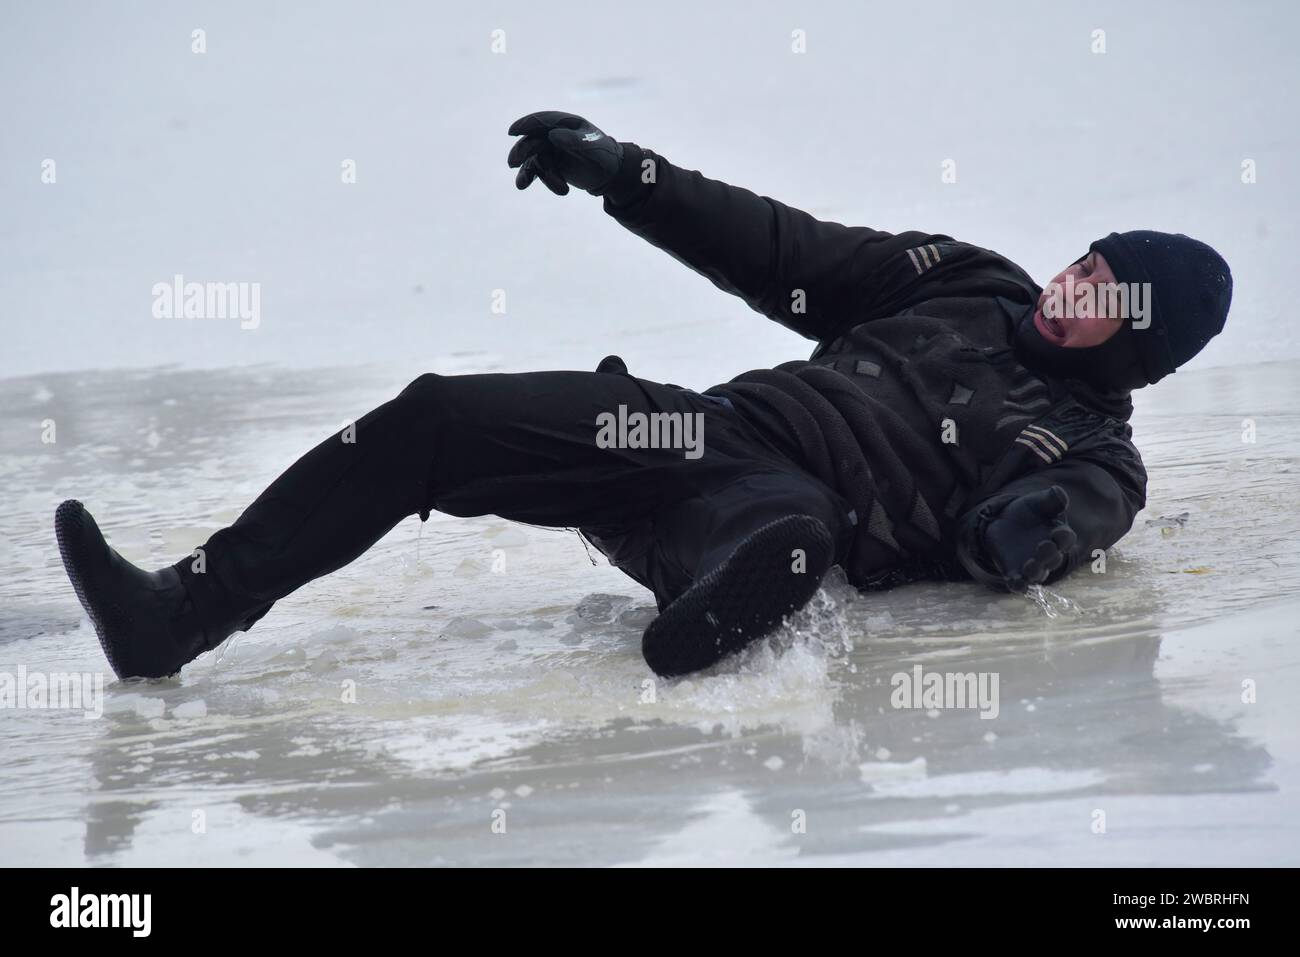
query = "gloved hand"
xmin=507 ymin=111 xmax=624 ymax=196
xmin=958 ymin=485 xmax=1078 ymax=591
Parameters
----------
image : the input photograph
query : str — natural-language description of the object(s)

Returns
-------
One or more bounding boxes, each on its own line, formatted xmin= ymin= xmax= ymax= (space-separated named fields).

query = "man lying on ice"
xmin=55 ymin=111 xmax=1234 ymax=681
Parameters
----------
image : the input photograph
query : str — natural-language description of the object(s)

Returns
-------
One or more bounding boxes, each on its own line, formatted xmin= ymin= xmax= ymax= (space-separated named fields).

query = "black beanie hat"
xmin=1087 ymin=230 xmax=1233 ymax=385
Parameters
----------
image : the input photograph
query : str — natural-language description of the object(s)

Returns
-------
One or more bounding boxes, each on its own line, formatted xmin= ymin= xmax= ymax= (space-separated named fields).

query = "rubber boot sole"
xmin=641 ymin=513 xmax=834 ymax=677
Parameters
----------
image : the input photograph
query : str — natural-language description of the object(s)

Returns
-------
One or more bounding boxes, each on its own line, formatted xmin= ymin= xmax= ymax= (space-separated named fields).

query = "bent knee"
xmin=398 ymin=372 xmax=449 ymax=404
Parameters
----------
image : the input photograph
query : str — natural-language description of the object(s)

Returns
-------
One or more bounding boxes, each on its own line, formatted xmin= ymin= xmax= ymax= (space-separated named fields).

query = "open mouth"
xmin=1034 ymin=307 xmax=1067 ymax=343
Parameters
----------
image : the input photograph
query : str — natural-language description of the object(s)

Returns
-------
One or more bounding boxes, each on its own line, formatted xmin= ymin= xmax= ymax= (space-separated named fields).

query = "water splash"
xmin=1023 ymin=584 xmax=1082 ymax=619
xmin=212 ymin=630 xmax=242 ymax=666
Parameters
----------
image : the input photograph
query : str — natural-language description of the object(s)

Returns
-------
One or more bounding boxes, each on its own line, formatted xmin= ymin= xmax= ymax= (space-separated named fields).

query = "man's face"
xmin=1033 ymin=250 xmax=1125 ymax=348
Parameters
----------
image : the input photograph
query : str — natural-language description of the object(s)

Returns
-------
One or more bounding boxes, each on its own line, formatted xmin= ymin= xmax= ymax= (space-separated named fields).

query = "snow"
xmin=2 ymin=0 xmax=1298 ymax=866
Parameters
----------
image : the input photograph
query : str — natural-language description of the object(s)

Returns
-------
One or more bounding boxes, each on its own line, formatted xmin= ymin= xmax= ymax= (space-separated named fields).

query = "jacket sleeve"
xmin=600 ymin=142 xmax=951 ymax=342
xmin=955 ymin=425 xmax=1148 ymax=586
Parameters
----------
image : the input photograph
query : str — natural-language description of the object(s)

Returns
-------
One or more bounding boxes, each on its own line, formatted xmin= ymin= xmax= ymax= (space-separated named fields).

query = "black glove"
xmin=958 ymin=485 xmax=1078 ymax=591
xmin=507 ymin=111 xmax=624 ymax=196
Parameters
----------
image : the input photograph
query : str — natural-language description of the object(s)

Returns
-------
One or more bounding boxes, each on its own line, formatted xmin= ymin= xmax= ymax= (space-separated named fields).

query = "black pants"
xmin=182 ymin=369 xmax=853 ymax=631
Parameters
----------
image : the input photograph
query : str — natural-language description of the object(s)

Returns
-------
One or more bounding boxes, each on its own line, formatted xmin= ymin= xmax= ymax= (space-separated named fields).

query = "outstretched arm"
xmin=507 ymin=111 xmax=949 ymax=342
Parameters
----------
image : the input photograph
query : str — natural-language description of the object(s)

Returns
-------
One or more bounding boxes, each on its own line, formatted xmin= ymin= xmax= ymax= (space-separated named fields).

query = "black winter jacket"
xmin=601 ymin=144 xmax=1147 ymax=589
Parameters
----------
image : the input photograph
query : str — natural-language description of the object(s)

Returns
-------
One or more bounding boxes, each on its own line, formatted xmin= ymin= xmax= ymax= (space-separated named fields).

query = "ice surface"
xmin=2 ymin=360 xmax=1297 ymax=866
xmin=2 ymin=0 xmax=1298 ymax=866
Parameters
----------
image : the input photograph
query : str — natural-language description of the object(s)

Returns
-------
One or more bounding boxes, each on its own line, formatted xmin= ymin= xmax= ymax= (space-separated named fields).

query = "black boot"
xmin=641 ymin=514 xmax=835 ymax=677
xmin=54 ymin=500 xmax=254 ymax=679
